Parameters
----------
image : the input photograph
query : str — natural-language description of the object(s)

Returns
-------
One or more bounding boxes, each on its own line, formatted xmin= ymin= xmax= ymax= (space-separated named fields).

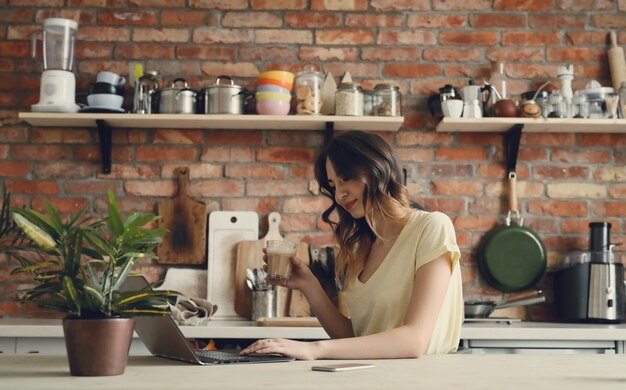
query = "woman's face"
xmin=325 ymin=158 xmax=366 ymax=219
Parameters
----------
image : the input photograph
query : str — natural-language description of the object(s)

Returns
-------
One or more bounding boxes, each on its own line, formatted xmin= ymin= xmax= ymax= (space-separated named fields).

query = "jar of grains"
xmin=335 ymin=82 xmax=364 ymax=116
xmin=372 ymin=83 xmax=401 ymax=116
xmin=294 ymin=66 xmax=323 ymax=115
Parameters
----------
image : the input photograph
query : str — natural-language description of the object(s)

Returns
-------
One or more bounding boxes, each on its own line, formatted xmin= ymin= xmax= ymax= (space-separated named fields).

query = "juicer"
xmin=31 ymin=18 xmax=80 ymax=113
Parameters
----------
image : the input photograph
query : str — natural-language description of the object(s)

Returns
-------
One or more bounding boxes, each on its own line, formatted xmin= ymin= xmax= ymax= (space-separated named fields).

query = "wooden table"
xmin=2 ymin=353 xmax=626 ymax=389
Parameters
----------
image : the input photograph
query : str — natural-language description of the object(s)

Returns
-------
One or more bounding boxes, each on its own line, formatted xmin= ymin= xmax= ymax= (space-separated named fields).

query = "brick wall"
xmin=1 ymin=1 xmax=626 ymax=319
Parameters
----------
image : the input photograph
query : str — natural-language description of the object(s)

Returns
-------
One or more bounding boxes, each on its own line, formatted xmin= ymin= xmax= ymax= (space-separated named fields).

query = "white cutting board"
xmin=207 ymin=211 xmax=259 ymax=320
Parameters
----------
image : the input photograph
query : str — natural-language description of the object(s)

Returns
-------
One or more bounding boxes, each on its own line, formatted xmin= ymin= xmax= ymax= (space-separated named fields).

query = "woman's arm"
xmin=243 ymin=254 xmax=452 ymax=360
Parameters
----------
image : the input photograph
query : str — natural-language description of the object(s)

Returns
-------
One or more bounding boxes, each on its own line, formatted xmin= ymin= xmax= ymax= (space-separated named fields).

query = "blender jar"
xmin=38 ymin=18 xmax=77 ymax=71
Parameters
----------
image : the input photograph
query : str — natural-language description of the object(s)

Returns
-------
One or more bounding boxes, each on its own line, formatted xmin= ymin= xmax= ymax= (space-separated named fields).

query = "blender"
xmin=31 ymin=18 xmax=80 ymax=113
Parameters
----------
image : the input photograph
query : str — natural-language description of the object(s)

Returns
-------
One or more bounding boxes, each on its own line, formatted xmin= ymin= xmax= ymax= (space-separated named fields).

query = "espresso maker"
xmin=461 ymin=80 xmax=492 ymax=118
xmin=553 ymin=222 xmax=625 ymax=323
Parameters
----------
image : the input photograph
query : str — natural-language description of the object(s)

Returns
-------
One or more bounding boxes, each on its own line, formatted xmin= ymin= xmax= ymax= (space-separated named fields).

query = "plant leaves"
xmin=44 ymin=200 xmax=64 ymax=233
xmin=62 ymin=275 xmax=81 ymax=315
xmin=106 ymin=190 xmax=125 ymax=237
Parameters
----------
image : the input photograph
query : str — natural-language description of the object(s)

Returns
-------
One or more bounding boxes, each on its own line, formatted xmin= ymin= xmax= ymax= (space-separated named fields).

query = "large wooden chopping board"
xmin=234 ymin=212 xmax=311 ymax=319
xmin=156 ymin=167 xmax=207 ymax=264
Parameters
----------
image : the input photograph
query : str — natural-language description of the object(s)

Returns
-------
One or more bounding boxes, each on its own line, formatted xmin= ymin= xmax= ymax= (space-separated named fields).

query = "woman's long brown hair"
xmin=314 ymin=131 xmax=413 ymax=287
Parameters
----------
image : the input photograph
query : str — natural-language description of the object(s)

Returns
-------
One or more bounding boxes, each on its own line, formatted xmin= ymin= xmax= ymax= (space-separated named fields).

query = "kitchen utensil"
xmin=156 ymin=78 xmax=197 ymax=114
xmin=492 ymin=99 xmax=517 ymax=117
xmin=462 ymin=80 xmax=492 ymax=118
xmin=464 ymin=295 xmax=546 ymax=318
xmin=199 ymin=75 xmax=245 ymax=115
xmin=133 ymin=70 xmax=160 ymax=114
xmin=207 ymin=211 xmax=259 ymax=320
xmin=608 ymin=31 xmax=626 ymax=91
xmin=156 ymin=167 xmax=207 ymax=265
xmin=97 ymin=71 xmax=125 ymax=87
xmin=320 ymin=71 xmax=337 ymax=115
xmin=553 ymin=224 xmax=625 ymax=324
xmin=477 ymin=125 xmax=547 ymax=292
xmin=31 ymin=18 xmax=80 ymax=113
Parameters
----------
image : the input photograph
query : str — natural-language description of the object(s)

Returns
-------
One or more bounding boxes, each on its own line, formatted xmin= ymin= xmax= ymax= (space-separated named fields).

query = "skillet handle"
xmin=508 ymin=172 xmax=518 ymax=214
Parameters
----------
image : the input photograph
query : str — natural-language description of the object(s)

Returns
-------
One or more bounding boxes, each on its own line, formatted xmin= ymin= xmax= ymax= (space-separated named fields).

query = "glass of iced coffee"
xmin=265 ymin=240 xmax=297 ymax=281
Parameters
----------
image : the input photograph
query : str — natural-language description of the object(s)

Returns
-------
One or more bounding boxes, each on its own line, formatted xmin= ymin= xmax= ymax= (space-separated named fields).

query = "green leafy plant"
xmin=8 ymin=190 xmax=177 ymax=318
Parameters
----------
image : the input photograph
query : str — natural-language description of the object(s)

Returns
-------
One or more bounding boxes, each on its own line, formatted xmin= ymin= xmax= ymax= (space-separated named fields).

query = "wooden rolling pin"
xmin=608 ymin=31 xmax=626 ymax=91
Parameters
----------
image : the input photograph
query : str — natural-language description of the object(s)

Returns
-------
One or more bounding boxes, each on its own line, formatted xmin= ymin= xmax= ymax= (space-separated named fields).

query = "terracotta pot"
xmin=62 ymin=317 xmax=135 ymax=376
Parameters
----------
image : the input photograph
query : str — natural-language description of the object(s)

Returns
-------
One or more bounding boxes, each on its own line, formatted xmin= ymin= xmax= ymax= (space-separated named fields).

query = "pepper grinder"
xmin=557 ymin=64 xmax=574 ymax=117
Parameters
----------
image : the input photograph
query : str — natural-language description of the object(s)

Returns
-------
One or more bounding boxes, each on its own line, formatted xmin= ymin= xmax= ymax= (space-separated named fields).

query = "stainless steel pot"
xmin=199 ymin=76 xmax=245 ymax=114
xmin=157 ymin=78 xmax=197 ymax=114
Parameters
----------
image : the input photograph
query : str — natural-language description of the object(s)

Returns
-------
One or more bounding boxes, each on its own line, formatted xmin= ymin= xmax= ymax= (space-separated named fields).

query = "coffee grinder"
xmin=553 ymin=222 xmax=625 ymax=323
xmin=31 ymin=18 xmax=80 ymax=113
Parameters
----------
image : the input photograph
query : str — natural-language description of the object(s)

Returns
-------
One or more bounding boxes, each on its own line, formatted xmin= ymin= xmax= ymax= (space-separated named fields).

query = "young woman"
xmin=241 ymin=131 xmax=463 ymax=360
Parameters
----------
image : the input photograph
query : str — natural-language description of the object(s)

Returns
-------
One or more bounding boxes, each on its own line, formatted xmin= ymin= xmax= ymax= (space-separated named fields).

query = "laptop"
xmin=121 ymin=275 xmax=294 ymax=365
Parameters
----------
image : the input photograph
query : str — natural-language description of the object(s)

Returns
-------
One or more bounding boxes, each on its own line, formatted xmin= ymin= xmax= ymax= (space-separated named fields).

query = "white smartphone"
xmin=311 ymin=363 xmax=374 ymax=372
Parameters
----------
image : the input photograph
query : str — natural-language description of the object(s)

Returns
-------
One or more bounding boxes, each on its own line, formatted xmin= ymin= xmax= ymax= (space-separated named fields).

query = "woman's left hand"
xmin=240 ymin=338 xmax=319 ymax=361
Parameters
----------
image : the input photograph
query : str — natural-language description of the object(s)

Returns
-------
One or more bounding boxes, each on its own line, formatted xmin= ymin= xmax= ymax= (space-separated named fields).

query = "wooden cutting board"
xmin=207 ymin=211 xmax=258 ymax=319
xmin=234 ymin=212 xmax=311 ymax=319
xmin=156 ymin=167 xmax=207 ymax=264
xmin=256 ymin=317 xmax=321 ymax=327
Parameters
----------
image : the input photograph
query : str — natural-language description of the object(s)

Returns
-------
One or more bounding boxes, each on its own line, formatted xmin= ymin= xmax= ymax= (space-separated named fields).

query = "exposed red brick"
xmin=256 ymin=147 xmax=315 ymax=164
xmin=193 ymin=28 xmax=253 ymax=44
xmin=0 ymin=162 xmax=31 ymax=177
xmin=96 ymin=164 xmax=159 ymax=180
xmin=6 ymin=180 xmax=58 ymax=195
xmin=189 ymin=0 xmax=248 ymax=9
xmin=316 ymin=29 xmax=374 ymax=45
xmin=470 ymin=13 xmax=525 ymax=28
xmin=129 ymin=0 xmax=184 ymax=7
xmin=132 ymin=28 xmax=189 ymax=43
xmin=372 ymin=0 xmax=429 ymax=10
xmin=383 ymin=64 xmax=440 ymax=78
xmin=322 ymin=62 xmax=379 ymax=78
xmin=409 ymin=13 xmax=467 ymax=28
xmin=98 ymin=11 xmax=157 ymax=25
xmin=312 ymin=0 xmax=368 ymax=9
xmin=555 ymin=0 xmax=613 ymax=11
xmin=116 ymin=44 xmax=175 ymax=59
xmin=77 ymin=27 xmax=130 ymax=42
xmin=136 ymin=146 xmax=198 ymax=162
xmin=188 ymin=180 xmax=246 ymax=197
xmin=222 ymin=12 xmax=282 ymax=27
xmin=225 ymin=165 xmax=286 ymax=180
xmin=256 ymin=30 xmax=313 ymax=45
xmin=251 ymin=0 xmax=307 ymax=9
xmin=246 ymin=181 xmax=309 ymax=196
xmin=494 ymin=0 xmax=551 ymax=11
xmin=241 ymin=46 xmax=298 ymax=61
xmin=161 ymin=10 xmax=213 ymax=26
xmin=31 ymin=198 xmax=89 ymax=214
xmin=346 ymin=14 xmax=404 ymax=27
xmin=161 ymin=163 xmax=222 ymax=179
xmin=378 ymin=31 xmax=437 ymax=45
xmin=34 ymin=162 xmax=94 ymax=179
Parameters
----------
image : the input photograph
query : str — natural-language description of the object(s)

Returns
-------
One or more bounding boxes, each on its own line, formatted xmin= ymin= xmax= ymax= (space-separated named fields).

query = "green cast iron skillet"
xmin=477 ymin=218 xmax=547 ymax=292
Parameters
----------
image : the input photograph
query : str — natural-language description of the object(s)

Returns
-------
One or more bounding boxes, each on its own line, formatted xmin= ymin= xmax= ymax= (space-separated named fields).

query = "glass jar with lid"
xmin=372 ymin=83 xmax=401 ymax=116
xmin=294 ymin=66 xmax=323 ymax=115
xmin=335 ymin=82 xmax=364 ymax=116
xmin=363 ymin=90 xmax=374 ymax=116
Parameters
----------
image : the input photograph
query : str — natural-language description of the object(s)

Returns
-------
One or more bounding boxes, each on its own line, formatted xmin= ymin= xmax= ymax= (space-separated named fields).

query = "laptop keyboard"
xmin=194 ymin=349 xmax=290 ymax=364
xmin=195 ymin=349 xmax=249 ymax=363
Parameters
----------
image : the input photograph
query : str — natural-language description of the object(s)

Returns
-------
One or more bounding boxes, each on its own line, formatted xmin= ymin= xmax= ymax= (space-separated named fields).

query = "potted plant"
xmin=4 ymin=190 xmax=177 ymax=376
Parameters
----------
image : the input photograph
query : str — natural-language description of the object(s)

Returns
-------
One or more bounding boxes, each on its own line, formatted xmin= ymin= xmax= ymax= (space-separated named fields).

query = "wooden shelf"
xmin=436 ymin=117 xmax=626 ymax=133
xmin=18 ymin=112 xmax=403 ymax=132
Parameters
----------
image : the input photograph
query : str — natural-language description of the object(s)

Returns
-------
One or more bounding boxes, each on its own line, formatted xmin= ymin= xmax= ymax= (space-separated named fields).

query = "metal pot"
xmin=156 ymin=78 xmax=197 ymax=114
xmin=199 ymin=76 xmax=245 ymax=114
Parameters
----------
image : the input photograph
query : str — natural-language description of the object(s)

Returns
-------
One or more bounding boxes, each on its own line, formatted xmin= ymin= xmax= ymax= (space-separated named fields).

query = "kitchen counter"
xmin=2 ymin=353 xmax=626 ymax=390
xmin=3 ymin=318 xmax=626 ymax=340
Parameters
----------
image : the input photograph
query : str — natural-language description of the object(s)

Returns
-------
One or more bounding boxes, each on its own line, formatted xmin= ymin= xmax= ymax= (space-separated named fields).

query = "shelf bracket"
xmin=324 ymin=121 xmax=334 ymax=145
xmin=96 ymin=119 xmax=112 ymax=174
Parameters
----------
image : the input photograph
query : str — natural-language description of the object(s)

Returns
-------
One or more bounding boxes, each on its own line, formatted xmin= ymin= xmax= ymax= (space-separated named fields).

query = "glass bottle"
xmin=294 ymin=66 xmax=323 ymax=115
xmin=488 ymin=61 xmax=509 ymax=104
xmin=372 ymin=83 xmax=402 ymax=116
xmin=335 ymin=82 xmax=364 ymax=116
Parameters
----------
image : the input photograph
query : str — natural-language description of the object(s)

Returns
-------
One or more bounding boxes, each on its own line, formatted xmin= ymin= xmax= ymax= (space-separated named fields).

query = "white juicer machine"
xmin=31 ymin=18 xmax=80 ymax=113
